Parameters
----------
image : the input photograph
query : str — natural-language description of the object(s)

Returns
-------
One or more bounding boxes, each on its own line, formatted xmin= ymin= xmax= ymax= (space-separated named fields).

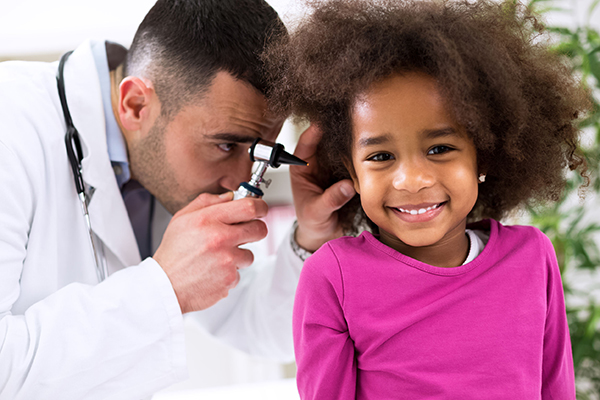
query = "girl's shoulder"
xmin=494 ymin=220 xmax=552 ymax=248
xmin=308 ymin=233 xmax=374 ymax=262
xmin=471 ymin=218 xmax=550 ymax=245
xmin=472 ymin=219 xmax=556 ymax=267
xmin=303 ymin=233 xmax=379 ymax=275
xmin=323 ymin=231 xmax=388 ymax=260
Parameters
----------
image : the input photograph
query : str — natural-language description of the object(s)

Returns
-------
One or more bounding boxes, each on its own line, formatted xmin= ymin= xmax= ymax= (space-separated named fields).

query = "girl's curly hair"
xmin=264 ymin=0 xmax=591 ymax=233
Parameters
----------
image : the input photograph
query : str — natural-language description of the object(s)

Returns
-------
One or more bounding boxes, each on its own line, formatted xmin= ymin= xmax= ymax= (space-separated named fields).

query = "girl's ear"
xmin=342 ymin=157 xmax=361 ymax=194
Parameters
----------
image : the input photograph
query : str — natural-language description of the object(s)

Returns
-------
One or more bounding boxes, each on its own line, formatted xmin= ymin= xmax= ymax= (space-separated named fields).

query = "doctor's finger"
xmin=224 ymin=219 xmax=268 ymax=248
xmin=234 ymin=248 xmax=255 ymax=270
xmin=293 ymin=124 xmax=322 ymax=161
xmin=317 ymin=179 xmax=356 ymax=215
xmin=179 ymin=192 xmax=233 ymax=215
xmin=226 ymin=270 xmax=241 ymax=290
xmin=214 ymin=198 xmax=269 ymax=225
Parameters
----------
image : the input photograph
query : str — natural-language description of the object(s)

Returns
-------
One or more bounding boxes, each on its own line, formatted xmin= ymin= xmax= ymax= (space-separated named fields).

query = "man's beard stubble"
xmin=128 ymin=115 xmax=185 ymax=215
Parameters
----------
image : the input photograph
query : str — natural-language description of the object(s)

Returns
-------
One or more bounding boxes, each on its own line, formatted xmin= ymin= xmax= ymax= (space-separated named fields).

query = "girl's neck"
xmin=379 ymin=223 xmax=470 ymax=268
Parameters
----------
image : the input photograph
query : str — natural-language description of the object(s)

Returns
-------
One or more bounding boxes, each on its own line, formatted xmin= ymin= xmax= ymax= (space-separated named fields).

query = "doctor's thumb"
xmin=323 ymin=180 xmax=356 ymax=212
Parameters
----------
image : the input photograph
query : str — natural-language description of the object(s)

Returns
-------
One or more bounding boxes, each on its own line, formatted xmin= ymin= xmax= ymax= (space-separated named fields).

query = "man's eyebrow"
xmin=357 ymin=134 xmax=391 ymax=148
xmin=206 ymin=133 xmax=259 ymax=143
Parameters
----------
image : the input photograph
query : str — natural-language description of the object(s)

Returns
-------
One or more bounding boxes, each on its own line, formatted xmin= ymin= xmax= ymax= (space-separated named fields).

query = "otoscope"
xmin=233 ymin=138 xmax=308 ymax=200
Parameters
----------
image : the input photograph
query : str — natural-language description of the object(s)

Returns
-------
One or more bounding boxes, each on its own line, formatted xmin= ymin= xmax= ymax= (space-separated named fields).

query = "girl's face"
xmin=348 ymin=72 xmax=479 ymax=266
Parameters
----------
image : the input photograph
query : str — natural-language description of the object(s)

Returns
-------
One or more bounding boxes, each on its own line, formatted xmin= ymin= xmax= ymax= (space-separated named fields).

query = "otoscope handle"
xmin=233 ymin=182 xmax=264 ymax=200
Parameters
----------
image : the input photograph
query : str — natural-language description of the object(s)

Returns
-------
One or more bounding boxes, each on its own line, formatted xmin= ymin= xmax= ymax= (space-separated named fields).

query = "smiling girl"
xmin=264 ymin=0 xmax=591 ymax=398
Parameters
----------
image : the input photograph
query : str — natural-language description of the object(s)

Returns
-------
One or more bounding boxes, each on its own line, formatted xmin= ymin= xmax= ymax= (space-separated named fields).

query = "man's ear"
xmin=118 ymin=76 xmax=158 ymax=132
xmin=342 ymin=156 xmax=361 ymax=194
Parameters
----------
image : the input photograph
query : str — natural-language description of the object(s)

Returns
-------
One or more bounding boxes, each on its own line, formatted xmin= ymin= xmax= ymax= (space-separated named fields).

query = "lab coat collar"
xmin=61 ymin=40 xmax=142 ymax=268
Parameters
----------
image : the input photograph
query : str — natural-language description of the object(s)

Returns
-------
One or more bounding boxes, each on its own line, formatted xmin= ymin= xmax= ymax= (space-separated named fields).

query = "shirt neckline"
xmin=361 ymin=219 xmax=498 ymax=276
xmin=90 ymin=40 xmax=130 ymax=188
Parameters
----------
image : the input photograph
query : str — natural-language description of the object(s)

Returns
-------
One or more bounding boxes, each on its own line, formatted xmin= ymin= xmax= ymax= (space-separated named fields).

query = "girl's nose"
xmin=392 ymin=159 xmax=435 ymax=193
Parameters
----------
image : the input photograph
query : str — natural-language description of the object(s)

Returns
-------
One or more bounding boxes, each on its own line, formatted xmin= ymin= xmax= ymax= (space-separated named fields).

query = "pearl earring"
xmin=478 ymin=174 xmax=486 ymax=183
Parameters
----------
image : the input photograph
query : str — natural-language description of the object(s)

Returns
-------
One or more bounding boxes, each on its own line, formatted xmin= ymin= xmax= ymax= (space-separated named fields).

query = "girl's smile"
xmin=390 ymin=201 xmax=446 ymax=223
xmin=348 ymin=72 xmax=479 ymax=267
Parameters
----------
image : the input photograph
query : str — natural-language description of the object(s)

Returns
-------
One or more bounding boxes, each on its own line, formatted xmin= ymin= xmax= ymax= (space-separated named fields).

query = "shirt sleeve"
xmin=185 ymin=224 xmax=304 ymax=363
xmin=540 ymin=233 xmax=576 ymax=399
xmin=294 ymin=243 xmax=357 ymax=400
xmin=0 ymin=139 xmax=187 ymax=399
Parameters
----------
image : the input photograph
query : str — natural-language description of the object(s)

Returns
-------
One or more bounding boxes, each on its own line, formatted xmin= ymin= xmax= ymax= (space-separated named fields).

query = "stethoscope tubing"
xmin=57 ymin=51 xmax=107 ymax=282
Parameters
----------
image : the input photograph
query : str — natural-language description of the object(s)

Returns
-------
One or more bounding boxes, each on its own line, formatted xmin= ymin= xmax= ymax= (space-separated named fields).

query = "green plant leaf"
xmin=585 ymin=306 xmax=600 ymax=338
xmin=513 ymin=2 xmax=600 ymax=395
xmin=589 ymin=0 xmax=600 ymax=19
xmin=589 ymin=45 xmax=600 ymax=83
xmin=547 ymin=26 xmax=575 ymax=36
xmin=553 ymin=41 xmax=579 ymax=57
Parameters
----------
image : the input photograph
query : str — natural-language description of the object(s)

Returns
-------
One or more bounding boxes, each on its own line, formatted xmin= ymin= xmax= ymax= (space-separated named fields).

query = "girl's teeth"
xmin=398 ymin=204 xmax=440 ymax=214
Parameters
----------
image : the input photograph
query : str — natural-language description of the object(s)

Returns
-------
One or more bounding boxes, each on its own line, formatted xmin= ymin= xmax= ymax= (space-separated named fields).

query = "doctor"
xmin=0 ymin=0 xmax=356 ymax=399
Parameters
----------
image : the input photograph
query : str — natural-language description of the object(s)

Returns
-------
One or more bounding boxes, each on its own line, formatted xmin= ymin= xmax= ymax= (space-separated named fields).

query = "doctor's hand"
xmin=291 ymin=125 xmax=356 ymax=253
xmin=153 ymin=192 xmax=268 ymax=314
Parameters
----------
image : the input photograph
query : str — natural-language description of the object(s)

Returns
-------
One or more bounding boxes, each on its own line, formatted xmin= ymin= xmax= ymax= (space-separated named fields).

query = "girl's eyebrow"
xmin=357 ymin=127 xmax=459 ymax=148
xmin=423 ymin=127 xmax=459 ymax=139
xmin=357 ymin=134 xmax=391 ymax=148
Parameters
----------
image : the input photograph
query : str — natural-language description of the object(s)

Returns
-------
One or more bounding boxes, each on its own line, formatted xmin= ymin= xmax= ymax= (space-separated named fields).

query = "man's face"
xmin=128 ymin=71 xmax=283 ymax=214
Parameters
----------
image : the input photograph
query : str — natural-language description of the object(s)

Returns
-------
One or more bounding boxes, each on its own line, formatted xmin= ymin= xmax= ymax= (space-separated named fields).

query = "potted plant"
xmin=527 ymin=0 xmax=600 ymax=397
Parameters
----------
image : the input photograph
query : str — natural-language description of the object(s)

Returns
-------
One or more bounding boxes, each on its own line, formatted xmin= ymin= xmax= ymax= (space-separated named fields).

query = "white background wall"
xmin=0 ymin=0 xmax=304 ymax=59
xmin=0 ymin=0 xmax=598 ymax=61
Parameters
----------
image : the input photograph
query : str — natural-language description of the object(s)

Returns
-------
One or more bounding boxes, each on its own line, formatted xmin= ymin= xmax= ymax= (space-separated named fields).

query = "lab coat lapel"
xmin=62 ymin=41 xmax=141 ymax=268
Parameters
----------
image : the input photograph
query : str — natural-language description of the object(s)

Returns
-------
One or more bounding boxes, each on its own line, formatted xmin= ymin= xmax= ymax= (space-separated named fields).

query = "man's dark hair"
xmin=125 ymin=0 xmax=286 ymax=117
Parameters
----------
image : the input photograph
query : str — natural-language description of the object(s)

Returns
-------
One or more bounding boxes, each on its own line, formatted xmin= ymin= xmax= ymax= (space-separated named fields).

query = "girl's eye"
xmin=218 ymin=143 xmax=236 ymax=152
xmin=367 ymin=153 xmax=394 ymax=162
xmin=428 ymin=145 xmax=453 ymax=155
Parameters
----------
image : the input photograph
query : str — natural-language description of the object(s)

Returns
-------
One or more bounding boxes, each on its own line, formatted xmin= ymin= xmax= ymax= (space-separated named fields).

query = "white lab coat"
xmin=0 ymin=41 xmax=302 ymax=399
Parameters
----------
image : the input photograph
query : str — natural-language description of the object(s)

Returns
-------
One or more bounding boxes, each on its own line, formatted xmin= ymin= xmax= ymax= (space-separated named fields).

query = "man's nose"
xmin=392 ymin=158 xmax=435 ymax=193
xmin=220 ymin=154 xmax=255 ymax=192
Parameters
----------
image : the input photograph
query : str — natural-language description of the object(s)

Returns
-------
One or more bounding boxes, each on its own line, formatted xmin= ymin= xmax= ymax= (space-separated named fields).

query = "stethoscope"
xmin=57 ymin=51 xmax=108 ymax=282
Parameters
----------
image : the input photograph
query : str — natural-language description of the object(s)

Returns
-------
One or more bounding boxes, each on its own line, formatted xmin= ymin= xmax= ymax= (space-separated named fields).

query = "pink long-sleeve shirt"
xmin=293 ymin=219 xmax=575 ymax=399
